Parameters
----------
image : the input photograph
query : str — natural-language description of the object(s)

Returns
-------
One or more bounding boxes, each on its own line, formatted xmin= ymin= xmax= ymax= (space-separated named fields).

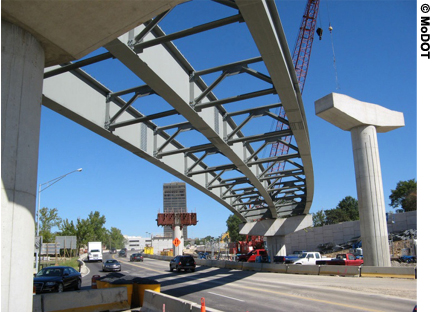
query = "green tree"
xmin=325 ymin=196 xmax=359 ymax=225
xmin=37 ymin=207 xmax=62 ymax=243
xmin=226 ymin=214 xmax=244 ymax=242
xmin=389 ymin=179 xmax=417 ymax=212
xmin=312 ymin=210 xmax=326 ymax=227
xmin=86 ymin=211 xmax=107 ymax=242
xmin=107 ymin=227 xmax=125 ymax=249
xmin=58 ymin=218 xmax=76 ymax=236
xmin=58 ymin=211 xmax=109 ymax=252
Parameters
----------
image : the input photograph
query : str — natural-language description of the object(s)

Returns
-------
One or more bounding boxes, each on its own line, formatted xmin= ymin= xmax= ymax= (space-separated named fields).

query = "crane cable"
xmin=326 ymin=1 xmax=340 ymax=89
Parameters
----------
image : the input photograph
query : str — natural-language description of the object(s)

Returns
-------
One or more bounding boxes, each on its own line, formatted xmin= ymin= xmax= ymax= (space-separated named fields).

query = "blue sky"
xmin=38 ymin=0 xmax=418 ymax=240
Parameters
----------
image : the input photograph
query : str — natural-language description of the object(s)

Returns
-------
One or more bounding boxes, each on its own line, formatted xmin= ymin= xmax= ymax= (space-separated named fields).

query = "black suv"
xmin=169 ymin=255 xmax=196 ymax=272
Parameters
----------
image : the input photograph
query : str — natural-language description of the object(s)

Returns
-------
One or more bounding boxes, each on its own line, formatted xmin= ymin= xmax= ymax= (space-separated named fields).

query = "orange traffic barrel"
xmin=91 ymin=275 xmax=100 ymax=289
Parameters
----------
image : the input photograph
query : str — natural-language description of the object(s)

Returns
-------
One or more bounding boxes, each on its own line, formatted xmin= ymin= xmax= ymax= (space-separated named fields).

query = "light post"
xmin=145 ymin=232 xmax=153 ymax=247
xmin=35 ymin=168 xmax=82 ymax=272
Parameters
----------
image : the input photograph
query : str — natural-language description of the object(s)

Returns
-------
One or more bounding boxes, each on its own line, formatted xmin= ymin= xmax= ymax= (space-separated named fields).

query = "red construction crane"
xmin=269 ymin=0 xmax=321 ymax=173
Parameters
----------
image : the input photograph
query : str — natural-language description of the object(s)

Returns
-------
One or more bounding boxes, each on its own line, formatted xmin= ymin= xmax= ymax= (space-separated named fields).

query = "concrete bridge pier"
xmin=315 ymin=93 xmax=405 ymax=267
xmin=1 ymin=20 xmax=45 ymax=311
xmin=264 ymin=236 xmax=286 ymax=261
xmin=173 ymin=225 xmax=184 ymax=256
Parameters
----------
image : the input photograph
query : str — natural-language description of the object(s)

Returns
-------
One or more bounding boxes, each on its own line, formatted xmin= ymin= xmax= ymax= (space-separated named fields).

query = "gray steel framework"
xmin=42 ymin=0 xmax=313 ymax=222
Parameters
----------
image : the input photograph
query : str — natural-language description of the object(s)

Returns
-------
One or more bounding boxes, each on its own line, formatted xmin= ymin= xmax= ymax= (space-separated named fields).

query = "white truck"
xmin=289 ymin=251 xmax=331 ymax=265
xmin=87 ymin=242 xmax=103 ymax=262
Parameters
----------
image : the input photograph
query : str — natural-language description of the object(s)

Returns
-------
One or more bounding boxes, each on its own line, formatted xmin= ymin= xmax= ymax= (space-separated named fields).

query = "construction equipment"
xmin=269 ymin=0 xmax=321 ymax=173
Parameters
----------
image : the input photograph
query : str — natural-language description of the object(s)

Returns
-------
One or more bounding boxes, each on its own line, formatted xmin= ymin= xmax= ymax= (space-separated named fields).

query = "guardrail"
xmin=143 ymin=254 xmax=416 ymax=279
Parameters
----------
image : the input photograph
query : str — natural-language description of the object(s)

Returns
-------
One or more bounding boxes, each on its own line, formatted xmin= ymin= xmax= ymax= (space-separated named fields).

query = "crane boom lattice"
xmin=269 ymin=0 xmax=320 ymax=174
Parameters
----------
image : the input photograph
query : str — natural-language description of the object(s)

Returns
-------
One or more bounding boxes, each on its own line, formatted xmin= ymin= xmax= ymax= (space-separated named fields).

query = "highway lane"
xmin=83 ymin=254 xmax=417 ymax=312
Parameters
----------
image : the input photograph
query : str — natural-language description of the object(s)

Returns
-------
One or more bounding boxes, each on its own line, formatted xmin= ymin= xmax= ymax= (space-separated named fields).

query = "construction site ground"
xmin=322 ymin=240 xmax=417 ymax=267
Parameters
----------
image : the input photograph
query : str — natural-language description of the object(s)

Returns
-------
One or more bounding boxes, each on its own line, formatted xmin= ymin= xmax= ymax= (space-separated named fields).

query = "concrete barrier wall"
xmin=211 ymin=260 xmax=227 ymax=268
xmin=225 ymin=261 xmax=243 ymax=270
xmin=242 ymin=262 xmax=263 ymax=271
xmin=142 ymin=290 xmax=221 ymax=312
xmin=261 ymin=263 xmax=287 ymax=273
xmin=143 ymin=255 xmax=415 ymax=279
xmin=33 ymin=287 xmax=129 ymax=312
xmin=286 ymin=265 xmax=320 ymax=275
xmin=360 ymin=266 xmax=416 ymax=279
xmin=203 ymin=260 xmax=212 ymax=267
xmin=319 ymin=265 xmax=360 ymax=277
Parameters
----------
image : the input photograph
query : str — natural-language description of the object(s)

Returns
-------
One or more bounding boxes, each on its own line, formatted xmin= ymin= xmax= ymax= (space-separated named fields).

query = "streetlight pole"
xmin=146 ymin=232 xmax=153 ymax=247
xmin=35 ymin=168 xmax=82 ymax=272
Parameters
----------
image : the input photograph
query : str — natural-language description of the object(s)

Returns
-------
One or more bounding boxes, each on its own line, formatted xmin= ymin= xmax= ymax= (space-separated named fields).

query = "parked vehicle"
xmin=316 ymin=253 xmax=364 ymax=266
xmin=237 ymin=249 xmax=269 ymax=263
xmin=102 ymin=259 xmax=121 ymax=272
xmin=109 ymin=248 xmax=117 ymax=254
xmin=130 ymin=253 xmax=144 ymax=262
xmin=274 ymin=250 xmax=309 ymax=263
xmin=349 ymin=247 xmax=363 ymax=259
xmin=33 ymin=266 xmax=81 ymax=293
xmin=87 ymin=242 xmax=103 ymax=262
xmin=169 ymin=255 xmax=196 ymax=272
xmin=399 ymin=255 xmax=416 ymax=263
xmin=118 ymin=250 xmax=127 ymax=257
xmin=287 ymin=252 xmax=330 ymax=265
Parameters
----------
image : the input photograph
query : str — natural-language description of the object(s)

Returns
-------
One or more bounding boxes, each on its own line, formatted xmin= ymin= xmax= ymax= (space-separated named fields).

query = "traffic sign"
xmin=173 ymin=238 xmax=181 ymax=247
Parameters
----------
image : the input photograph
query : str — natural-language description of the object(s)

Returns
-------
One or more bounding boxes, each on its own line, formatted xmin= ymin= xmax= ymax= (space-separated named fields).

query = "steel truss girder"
xmin=42 ymin=0 xmax=314 ymax=222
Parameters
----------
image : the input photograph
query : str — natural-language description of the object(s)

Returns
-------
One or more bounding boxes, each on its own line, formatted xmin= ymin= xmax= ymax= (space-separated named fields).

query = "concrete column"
xmin=1 ymin=20 xmax=44 ymax=311
xmin=265 ymin=236 xmax=286 ymax=261
xmin=315 ymin=93 xmax=404 ymax=267
xmin=173 ymin=226 xmax=184 ymax=256
xmin=351 ymin=125 xmax=390 ymax=266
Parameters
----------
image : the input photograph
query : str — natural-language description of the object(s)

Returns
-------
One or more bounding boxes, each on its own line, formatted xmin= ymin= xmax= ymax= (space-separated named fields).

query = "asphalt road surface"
xmin=82 ymin=253 xmax=417 ymax=312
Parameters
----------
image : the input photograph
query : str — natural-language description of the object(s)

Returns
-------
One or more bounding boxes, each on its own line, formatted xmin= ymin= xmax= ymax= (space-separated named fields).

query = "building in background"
xmin=123 ymin=235 xmax=150 ymax=251
xmin=163 ymin=182 xmax=188 ymax=239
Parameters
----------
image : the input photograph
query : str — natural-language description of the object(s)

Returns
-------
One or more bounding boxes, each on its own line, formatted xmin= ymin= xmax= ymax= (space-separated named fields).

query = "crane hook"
xmin=316 ymin=27 xmax=323 ymax=40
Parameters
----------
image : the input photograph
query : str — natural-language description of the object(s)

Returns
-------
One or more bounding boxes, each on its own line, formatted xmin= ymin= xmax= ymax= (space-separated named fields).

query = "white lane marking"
xmin=208 ymin=292 xmax=245 ymax=302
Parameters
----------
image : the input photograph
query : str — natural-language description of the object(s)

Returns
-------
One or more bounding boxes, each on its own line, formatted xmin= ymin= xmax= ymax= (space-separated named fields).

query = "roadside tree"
xmin=324 ymin=196 xmax=359 ymax=225
xmin=226 ymin=214 xmax=245 ymax=242
xmin=37 ymin=207 xmax=62 ymax=243
xmin=312 ymin=210 xmax=326 ymax=227
xmin=389 ymin=179 xmax=417 ymax=212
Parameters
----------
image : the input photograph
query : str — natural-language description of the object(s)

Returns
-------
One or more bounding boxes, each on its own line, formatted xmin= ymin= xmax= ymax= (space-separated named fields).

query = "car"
xmin=118 ymin=250 xmax=127 ymax=257
xmin=130 ymin=253 xmax=143 ymax=262
xmin=169 ymin=255 xmax=196 ymax=272
xmin=33 ymin=266 xmax=81 ymax=294
xmin=102 ymin=259 xmax=121 ymax=272
xmin=109 ymin=248 xmax=117 ymax=254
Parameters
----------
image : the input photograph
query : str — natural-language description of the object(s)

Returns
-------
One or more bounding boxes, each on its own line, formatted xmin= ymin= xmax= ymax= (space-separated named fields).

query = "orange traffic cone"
xmin=201 ymin=297 xmax=206 ymax=312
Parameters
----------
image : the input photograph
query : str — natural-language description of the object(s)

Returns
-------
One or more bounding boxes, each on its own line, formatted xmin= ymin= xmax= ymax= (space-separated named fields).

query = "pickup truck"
xmin=287 ymin=252 xmax=330 ymax=265
xmin=237 ymin=249 xmax=268 ymax=263
xmin=274 ymin=250 xmax=306 ymax=263
xmin=316 ymin=253 xmax=364 ymax=266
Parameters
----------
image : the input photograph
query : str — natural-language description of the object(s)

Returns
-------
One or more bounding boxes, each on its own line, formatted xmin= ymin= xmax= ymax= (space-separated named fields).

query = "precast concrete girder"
xmin=42 ymin=0 xmax=313 ymax=222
